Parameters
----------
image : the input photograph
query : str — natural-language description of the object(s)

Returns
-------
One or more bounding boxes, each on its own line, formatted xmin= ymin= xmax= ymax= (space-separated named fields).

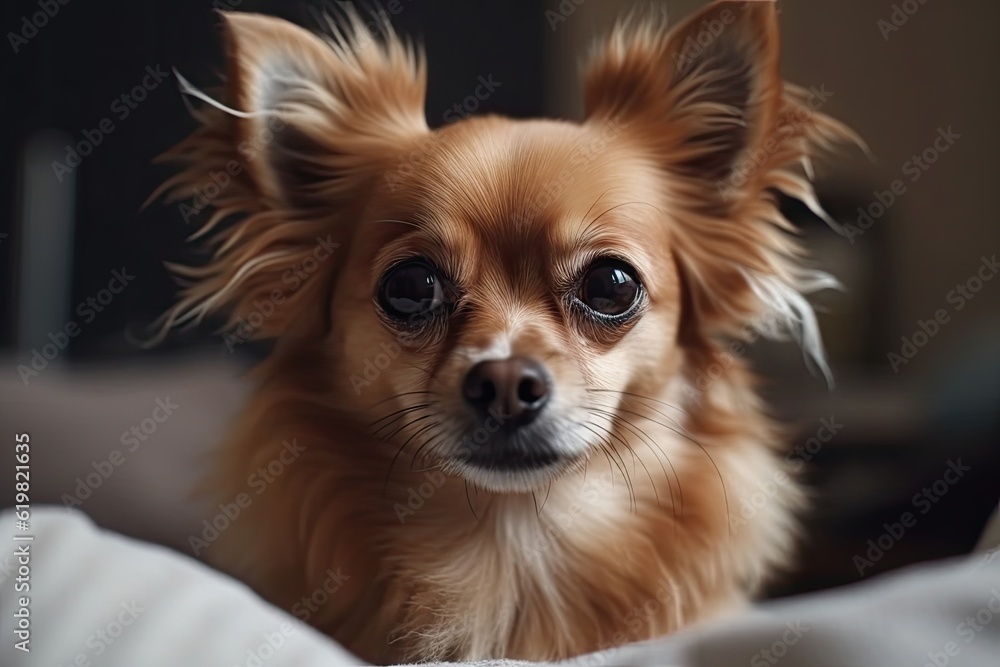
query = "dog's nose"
xmin=462 ymin=358 xmax=550 ymax=427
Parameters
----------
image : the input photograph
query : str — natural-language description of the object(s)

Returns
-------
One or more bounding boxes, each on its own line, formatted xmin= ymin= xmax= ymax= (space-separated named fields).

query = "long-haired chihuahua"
xmin=155 ymin=0 xmax=856 ymax=662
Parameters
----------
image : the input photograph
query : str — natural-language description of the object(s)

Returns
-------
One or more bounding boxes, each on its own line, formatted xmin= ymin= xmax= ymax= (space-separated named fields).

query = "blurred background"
xmin=1 ymin=0 xmax=997 ymax=601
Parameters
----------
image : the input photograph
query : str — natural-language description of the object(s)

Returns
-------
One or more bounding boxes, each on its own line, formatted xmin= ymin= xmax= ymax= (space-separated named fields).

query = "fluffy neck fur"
xmin=202 ymin=340 xmax=799 ymax=663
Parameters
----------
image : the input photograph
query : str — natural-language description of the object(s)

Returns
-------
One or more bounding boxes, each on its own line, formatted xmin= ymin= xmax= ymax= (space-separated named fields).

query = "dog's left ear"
xmin=584 ymin=1 xmax=856 ymax=380
xmin=584 ymin=0 xmax=782 ymax=203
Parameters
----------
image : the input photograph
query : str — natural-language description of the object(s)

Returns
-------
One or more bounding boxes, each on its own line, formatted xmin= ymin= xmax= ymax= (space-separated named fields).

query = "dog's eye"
xmin=579 ymin=260 xmax=641 ymax=317
xmin=378 ymin=260 xmax=447 ymax=321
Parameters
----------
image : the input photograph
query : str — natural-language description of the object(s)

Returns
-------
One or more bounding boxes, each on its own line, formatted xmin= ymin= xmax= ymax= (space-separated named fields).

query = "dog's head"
xmin=160 ymin=2 xmax=853 ymax=493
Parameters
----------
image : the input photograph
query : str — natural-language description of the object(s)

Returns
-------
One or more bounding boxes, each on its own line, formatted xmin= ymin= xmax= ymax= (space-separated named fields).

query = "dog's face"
xmin=333 ymin=118 xmax=683 ymax=491
xmin=164 ymin=2 xmax=848 ymax=494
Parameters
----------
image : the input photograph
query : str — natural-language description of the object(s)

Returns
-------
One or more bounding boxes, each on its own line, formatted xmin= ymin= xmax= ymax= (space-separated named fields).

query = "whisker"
xmin=369 ymin=403 xmax=432 ymax=429
xmin=587 ymin=407 xmax=676 ymax=506
xmin=581 ymin=201 xmax=662 ymax=239
xmin=586 ymin=388 xmax=689 ymax=418
xmin=588 ymin=407 xmax=683 ymax=512
xmin=599 ymin=402 xmax=729 ymax=532
xmin=410 ymin=460 xmax=444 ymax=473
xmin=465 ymin=480 xmax=480 ymax=523
xmin=581 ymin=421 xmax=660 ymax=509
xmin=398 ymin=360 xmax=434 ymax=378
xmin=576 ymin=422 xmax=628 ymax=511
xmin=409 ymin=425 xmax=447 ymax=470
xmin=364 ymin=390 xmax=439 ymax=411
xmin=579 ymin=188 xmax=614 ymax=230
xmin=382 ymin=412 xmax=437 ymax=442
xmin=381 ymin=415 xmax=439 ymax=496
xmin=607 ymin=439 xmax=637 ymax=512
xmin=365 ymin=218 xmax=422 ymax=228
xmin=398 ymin=421 xmax=441 ymax=467
xmin=539 ymin=480 xmax=553 ymax=515
xmin=599 ymin=443 xmax=635 ymax=512
xmin=605 ymin=413 xmax=678 ymax=538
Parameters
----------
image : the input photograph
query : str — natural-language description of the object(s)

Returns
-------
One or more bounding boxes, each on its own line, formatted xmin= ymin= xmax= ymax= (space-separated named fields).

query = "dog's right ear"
xmin=214 ymin=11 xmax=428 ymax=210
xmin=154 ymin=12 xmax=428 ymax=341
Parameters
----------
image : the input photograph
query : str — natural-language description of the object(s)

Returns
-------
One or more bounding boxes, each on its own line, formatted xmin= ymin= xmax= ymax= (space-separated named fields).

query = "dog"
xmin=156 ymin=1 xmax=856 ymax=662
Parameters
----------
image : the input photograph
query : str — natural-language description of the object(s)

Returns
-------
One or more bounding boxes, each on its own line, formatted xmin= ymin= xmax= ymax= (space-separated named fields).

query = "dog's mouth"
xmin=460 ymin=449 xmax=561 ymax=472
xmin=444 ymin=431 xmax=582 ymax=493
xmin=448 ymin=456 xmax=571 ymax=494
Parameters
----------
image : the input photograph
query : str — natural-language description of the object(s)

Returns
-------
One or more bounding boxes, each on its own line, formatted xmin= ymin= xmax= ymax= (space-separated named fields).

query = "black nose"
xmin=462 ymin=357 xmax=550 ymax=427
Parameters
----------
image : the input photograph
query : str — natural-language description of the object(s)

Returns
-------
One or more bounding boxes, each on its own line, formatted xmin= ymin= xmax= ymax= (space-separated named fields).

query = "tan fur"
xmin=158 ymin=3 xmax=856 ymax=663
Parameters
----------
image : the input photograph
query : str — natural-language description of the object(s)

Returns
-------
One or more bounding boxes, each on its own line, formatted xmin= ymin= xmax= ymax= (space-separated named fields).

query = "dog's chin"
xmin=446 ymin=454 xmax=579 ymax=494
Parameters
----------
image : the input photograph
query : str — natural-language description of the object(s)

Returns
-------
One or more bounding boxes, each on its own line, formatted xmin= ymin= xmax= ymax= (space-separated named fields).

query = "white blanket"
xmin=1 ymin=507 xmax=998 ymax=667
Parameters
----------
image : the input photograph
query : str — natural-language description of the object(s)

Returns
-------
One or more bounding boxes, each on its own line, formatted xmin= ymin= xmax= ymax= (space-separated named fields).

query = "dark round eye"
xmin=579 ymin=260 xmax=642 ymax=317
xmin=378 ymin=260 xmax=447 ymax=321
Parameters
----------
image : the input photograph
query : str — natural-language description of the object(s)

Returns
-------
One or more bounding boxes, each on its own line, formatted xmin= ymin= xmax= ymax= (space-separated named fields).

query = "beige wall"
xmin=546 ymin=0 xmax=1000 ymax=366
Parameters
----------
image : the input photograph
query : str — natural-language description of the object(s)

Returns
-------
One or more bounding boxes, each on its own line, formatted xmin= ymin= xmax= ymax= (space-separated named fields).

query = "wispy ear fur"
xmin=151 ymin=10 xmax=427 ymax=341
xmin=584 ymin=1 xmax=862 ymax=381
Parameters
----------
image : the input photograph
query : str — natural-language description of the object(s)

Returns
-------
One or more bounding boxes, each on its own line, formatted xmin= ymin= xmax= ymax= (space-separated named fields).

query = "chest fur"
xmin=380 ymin=480 xmax=708 ymax=662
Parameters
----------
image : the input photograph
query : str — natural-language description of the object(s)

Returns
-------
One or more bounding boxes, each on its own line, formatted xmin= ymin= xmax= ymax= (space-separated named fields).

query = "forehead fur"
xmin=378 ymin=117 xmax=671 ymax=291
